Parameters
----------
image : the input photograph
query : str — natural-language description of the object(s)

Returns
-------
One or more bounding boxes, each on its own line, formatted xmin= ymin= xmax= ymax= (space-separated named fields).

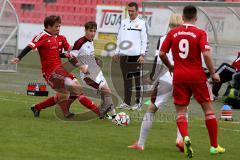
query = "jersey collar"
xmin=84 ymin=36 xmax=93 ymax=42
xmin=43 ymin=29 xmax=53 ymax=36
xmin=182 ymin=23 xmax=196 ymax=27
xmin=129 ymin=16 xmax=138 ymax=23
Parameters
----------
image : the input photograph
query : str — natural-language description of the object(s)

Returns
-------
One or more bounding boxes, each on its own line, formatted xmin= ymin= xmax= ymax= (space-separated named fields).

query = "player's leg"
xmin=201 ymin=102 xmax=225 ymax=154
xmin=156 ymin=72 xmax=185 ymax=150
xmin=119 ymin=56 xmax=132 ymax=108
xmin=68 ymin=79 xmax=110 ymax=118
xmin=212 ymin=63 xmax=235 ymax=98
xmin=131 ymin=62 xmax=142 ymax=110
xmin=193 ymin=82 xmax=225 ymax=154
xmin=97 ymin=73 xmax=117 ymax=119
xmin=49 ymin=67 xmax=99 ymax=118
xmin=78 ymin=94 xmax=100 ymax=115
xmin=175 ymin=105 xmax=193 ymax=158
xmin=83 ymin=75 xmax=113 ymax=118
xmin=233 ymin=71 xmax=240 ymax=89
xmin=173 ymin=83 xmax=193 ymax=157
xmin=65 ymin=78 xmax=101 ymax=116
xmin=31 ymin=93 xmax=78 ymax=118
xmin=31 ymin=96 xmax=57 ymax=117
xmin=100 ymin=88 xmax=116 ymax=119
xmin=128 ymin=78 xmax=172 ymax=150
xmin=128 ymin=103 xmax=157 ymax=150
xmin=31 ymin=69 xmax=73 ymax=118
xmin=55 ymin=91 xmax=74 ymax=118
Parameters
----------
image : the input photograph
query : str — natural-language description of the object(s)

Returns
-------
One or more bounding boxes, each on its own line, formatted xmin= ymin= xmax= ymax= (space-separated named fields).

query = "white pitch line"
xmin=219 ymin=127 xmax=240 ymax=133
xmin=201 ymin=125 xmax=240 ymax=133
xmin=0 ymin=97 xmax=35 ymax=104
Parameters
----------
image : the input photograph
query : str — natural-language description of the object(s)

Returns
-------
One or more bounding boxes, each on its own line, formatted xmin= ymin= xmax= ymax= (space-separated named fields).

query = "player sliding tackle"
xmin=160 ymin=5 xmax=225 ymax=157
xmin=70 ymin=21 xmax=116 ymax=119
xmin=128 ymin=14 xmax=186 ymax=152
xmin=10 ymin=15 xmax=110 ymax=119
xmin=28 ymin=22 xmax=104 ymax=119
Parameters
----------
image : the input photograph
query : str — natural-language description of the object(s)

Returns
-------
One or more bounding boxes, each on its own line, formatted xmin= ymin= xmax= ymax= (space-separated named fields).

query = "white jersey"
xmin=71 ymin=36 xmax=106 ymax=89
xmin=115 ymin=16 xmax=148 ymax=56
xmin=151 ymin=35 xmax=174 ymax=83
xmin=150 ymin=35 xmax=173 ymax=108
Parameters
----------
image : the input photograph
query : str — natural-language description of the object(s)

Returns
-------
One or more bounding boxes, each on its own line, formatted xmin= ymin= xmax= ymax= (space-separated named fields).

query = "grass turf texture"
xmin=0 ymin=53 xmax=239 ymax=160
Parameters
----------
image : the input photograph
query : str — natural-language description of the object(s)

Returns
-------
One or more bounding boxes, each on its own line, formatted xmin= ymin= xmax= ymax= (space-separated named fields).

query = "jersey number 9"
xmin=179 ymin=39 xmax=189 ymax=59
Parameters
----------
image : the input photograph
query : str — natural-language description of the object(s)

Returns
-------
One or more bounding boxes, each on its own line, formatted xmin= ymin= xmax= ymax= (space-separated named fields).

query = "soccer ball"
xmin=114 ymin=112 xmax=130 ymax=126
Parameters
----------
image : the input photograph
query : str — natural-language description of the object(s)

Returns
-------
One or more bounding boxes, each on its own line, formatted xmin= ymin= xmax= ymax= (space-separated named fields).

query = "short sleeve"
xmin=28 ymin=34 xmax=45 ymax=49
xmin=200 ymin=31 xmax=211 ymax=52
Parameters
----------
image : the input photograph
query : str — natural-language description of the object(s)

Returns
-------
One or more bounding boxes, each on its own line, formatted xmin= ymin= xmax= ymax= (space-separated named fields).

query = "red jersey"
xmin=28 ymin=30 xmax=62 ymax=79
xmin=232 ymin=52 xmax=240 ymax=71
xmin=55 ymin=35 xmax=71 ymax=54
xmin=161 ymin=24 xmax=211 ymax=83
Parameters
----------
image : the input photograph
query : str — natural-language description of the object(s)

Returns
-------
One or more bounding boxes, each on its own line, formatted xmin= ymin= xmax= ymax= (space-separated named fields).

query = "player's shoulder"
xmin=197 ymin=28 xmax=207 ymax=35
xmin=189 ymin=25 xmax=206 ymax=35
xmin=137 ymin=17 xmax=145 ymax=23
xmin=73 ymin=36 xmax=88 ymax=50
xmin=166 ymin=27 xmax=179 ymax=36
xmin=33 ymin=31 xmax=50 ymax=42
xmin=121 ymin=18 xmax=128 ymax=25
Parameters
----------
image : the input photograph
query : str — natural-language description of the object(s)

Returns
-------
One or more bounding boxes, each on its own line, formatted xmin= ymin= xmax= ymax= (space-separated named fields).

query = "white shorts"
xmin=151 ymin=71 xmax=173 ymax=108
xmin=80 ymin=71 xmax=107 ymax=90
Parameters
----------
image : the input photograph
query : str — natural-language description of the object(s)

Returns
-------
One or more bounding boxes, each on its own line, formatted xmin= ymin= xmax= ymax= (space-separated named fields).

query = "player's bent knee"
xmin=101 ymin=85 xmax=111 ymax=94
xmin=70 ymin=85 xmax=82 ymax=95
xmin=64 ymin=78 xmax=82 ymax=94
xmin=104 ymin=88 xmax=111 ymax=94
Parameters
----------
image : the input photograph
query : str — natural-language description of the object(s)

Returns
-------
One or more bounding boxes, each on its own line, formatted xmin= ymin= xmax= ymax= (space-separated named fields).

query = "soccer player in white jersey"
xmin=71 ymin=21 xmax=116 ymax=119
xmin=128 ymin=14 xmax=185 ymax=151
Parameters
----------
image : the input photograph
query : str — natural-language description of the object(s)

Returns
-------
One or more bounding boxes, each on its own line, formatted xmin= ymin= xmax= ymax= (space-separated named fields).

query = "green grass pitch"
xmin=0 ymin=54 xmax=239 ymax=160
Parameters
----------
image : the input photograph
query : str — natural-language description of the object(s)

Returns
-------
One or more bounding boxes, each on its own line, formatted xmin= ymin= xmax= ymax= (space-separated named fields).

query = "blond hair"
xmin=169 ymin=14 xmax=183 ymax=28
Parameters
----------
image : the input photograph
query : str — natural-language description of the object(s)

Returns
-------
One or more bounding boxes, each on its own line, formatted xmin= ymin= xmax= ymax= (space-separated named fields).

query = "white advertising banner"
xmin=18 ymin=23 xmax=85 ymax=49
xmin=96 ymin=5 xmax=171 ymax=36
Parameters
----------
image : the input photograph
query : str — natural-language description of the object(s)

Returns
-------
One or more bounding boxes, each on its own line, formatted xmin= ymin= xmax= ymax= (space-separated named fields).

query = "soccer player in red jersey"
xmin=160 ymin=5 xmax=225 ymax=157
xmin=11 ymin=15 xmax=110 ymax=118
xmin=27 ymin=33 xmax=102 ymax=118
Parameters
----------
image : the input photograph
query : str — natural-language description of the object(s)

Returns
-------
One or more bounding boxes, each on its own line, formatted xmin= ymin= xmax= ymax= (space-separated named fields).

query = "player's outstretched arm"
xmin=10 ymin=46 xmax=32 ymax=64
xmin=202 ymin=50 xmax=220 ymax=82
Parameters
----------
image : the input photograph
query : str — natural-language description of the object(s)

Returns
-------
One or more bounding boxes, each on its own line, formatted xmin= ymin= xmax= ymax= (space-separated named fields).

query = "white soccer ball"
xmin=115 ymin=112 xmax=130 ymax=126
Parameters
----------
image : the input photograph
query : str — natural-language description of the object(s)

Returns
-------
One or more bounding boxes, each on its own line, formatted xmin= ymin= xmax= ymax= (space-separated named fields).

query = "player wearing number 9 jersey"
xmin=161 ymin=19 xmax=209 ymax=84
xmin=160 ymin=5 xmax=225 ymax=157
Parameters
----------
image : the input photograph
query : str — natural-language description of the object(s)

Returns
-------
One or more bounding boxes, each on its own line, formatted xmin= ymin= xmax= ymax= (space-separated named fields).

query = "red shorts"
xmin=46 ymin=66 xmax=75 ymax=91
xmin=173 ymin=82 xmax=213 ymax=106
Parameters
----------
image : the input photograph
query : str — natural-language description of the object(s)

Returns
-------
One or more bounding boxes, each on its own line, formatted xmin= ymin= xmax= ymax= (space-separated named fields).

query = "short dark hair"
xmin=44 ymin=15 xmax=61 ymax=28
xmin=183 ymin=5 xmax=197 ymax=20
xmin=128 ymin=2 xmax=138 ymax=11
xmin=84 ymin=21 xmax=97 ymax=30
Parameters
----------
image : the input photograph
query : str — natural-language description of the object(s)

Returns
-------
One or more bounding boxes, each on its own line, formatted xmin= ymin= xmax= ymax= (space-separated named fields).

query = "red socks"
xmin=176 ymin=114 xmax=188 ymax=138
xmin=34 ymin=94 xmax=100 ymax=116
xmin=35 ymin=96 xmax=56 ymax=110
xmin=78 ymin=94 xmax=100 ymax=115
xmin=176 ymin=112 xmax=218 ymax=148
xmin=205 ymin=113 xmax=218 ymax=148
